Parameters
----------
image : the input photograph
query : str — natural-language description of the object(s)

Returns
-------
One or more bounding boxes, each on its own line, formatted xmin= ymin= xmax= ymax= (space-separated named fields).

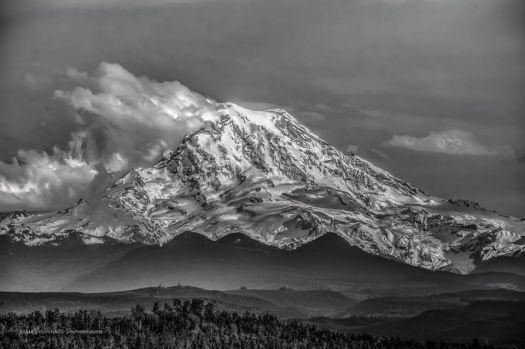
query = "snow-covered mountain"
xmin=1 ymin=103 xmax=524 ymax=274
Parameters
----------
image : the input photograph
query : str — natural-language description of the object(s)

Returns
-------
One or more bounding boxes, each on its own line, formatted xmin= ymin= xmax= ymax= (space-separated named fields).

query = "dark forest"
xmin=1 ymin=299 xmax=498 ymax=349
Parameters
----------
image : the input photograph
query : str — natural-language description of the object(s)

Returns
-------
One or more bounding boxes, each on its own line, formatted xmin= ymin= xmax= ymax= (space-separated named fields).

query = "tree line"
xmin=0 ymin=299 xmax=497 ymax=348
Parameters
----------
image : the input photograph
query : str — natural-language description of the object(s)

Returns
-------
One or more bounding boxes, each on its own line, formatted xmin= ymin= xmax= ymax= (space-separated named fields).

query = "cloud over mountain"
xmin=0 ymin=63 xmax=218 ymax=211
xmin=0 ymin=132 xmax=97 ymax=210
xmin=385 ymin=129 xmax=514 ymax=156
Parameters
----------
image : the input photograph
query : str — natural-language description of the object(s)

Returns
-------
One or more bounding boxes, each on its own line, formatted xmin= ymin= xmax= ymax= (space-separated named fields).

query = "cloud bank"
xmin=385 ymin=129 xmax=514 ymax=156
xmin=0 ymin=63 xmax=218 ymax=211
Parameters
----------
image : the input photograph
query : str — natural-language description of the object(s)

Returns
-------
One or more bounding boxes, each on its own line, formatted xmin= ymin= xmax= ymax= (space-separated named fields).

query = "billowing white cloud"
xmin=55 ymin=62 xmax=216 ymax=127
xmin=104 ymin=153 xmax=129 ymax=174
xmin=54 ymin=62 xmax=217 ymax=167
xmin=0 ymin=62 xmax=220 ymax=211
xmin=385 ymin=129 xmax=514 ymax=156
xmin=0 ymin=132 xmax=98 ymax=210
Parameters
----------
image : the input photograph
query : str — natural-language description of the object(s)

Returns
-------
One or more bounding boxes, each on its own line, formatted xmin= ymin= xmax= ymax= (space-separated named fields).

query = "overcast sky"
xmin=1 ymin=0 xmax=524 ymax=216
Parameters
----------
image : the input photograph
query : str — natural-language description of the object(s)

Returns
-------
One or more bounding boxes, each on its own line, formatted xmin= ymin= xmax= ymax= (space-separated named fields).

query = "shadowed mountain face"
xmin=1 ymin=103 xmax=523 ymax=276
xmin=3 ymin=232 xmax=523 ymax=294
xmin=0 ymin=235 xmax=138 ymax=292
xmin=67 ymin=232 xmax=525 ymax=293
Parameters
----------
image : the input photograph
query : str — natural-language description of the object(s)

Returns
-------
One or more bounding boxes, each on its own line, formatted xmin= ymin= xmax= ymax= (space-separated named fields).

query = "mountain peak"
xmin=155 ymin=103 xmax=424 ymax=206
xmin=1 ymin=103 xmax=523 ymax=273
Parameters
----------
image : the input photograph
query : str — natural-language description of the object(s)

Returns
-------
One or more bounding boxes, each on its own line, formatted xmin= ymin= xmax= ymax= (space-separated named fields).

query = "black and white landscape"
xmin=2 ymin=101 xmax=525 ymax=288
xmin=1 ymin=92 xmax=525 ymax=347
xmin=1 ymin=0 xmax=524 ymax=348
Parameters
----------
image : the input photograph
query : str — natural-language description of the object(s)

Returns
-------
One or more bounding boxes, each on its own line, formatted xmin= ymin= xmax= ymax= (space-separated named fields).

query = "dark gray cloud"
xmin=1 ymin=0 xmax=524 ymax=216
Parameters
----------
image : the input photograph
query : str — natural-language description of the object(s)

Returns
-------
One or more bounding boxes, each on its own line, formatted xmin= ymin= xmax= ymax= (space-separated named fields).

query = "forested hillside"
xmin=0 ymin=299 xmax=497 ymax=349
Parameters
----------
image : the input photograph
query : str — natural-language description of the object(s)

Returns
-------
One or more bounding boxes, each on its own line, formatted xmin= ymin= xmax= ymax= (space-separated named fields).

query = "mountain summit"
xmin=1 ymin=103 xmax=523 ymax=273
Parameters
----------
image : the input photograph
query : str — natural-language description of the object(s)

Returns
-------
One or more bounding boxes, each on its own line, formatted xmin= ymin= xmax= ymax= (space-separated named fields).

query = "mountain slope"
xmin=0 ymin=235 xmax=139 ymax=292
xmin=62 ymin=233 xmax=525 ymax=294
xmin=1 ymin=103 xmax=523 ymax=274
